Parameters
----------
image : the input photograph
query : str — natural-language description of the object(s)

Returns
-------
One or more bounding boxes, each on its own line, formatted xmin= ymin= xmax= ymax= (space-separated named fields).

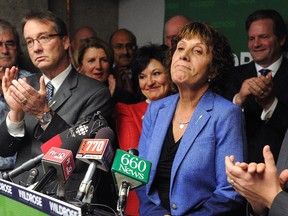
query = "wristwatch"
xmin=39 ymin=109 xmax=53 ymax=125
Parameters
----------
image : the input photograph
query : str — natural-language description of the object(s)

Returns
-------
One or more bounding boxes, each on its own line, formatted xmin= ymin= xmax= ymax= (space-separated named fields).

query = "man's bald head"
xmin=165 ymin=15 xmax=190 ymax=49
xmin=71 ymin=26 xmax=96 ymax=51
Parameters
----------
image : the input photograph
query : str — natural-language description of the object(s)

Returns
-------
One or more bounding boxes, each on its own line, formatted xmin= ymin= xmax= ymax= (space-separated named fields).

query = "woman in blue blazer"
xmin=136 ymin=21 xmax=247 ymax=215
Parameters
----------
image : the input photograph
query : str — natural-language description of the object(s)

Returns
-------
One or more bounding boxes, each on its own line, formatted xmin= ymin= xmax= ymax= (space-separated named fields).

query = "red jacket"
xmin=114 ymin=101 xmax=149 ymax=216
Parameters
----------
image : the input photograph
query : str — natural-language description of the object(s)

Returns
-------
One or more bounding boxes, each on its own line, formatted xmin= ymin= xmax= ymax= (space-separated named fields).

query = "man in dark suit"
xmin=225 ymin=9 xmax=288 ymax=163
xmin=0 ymin=11 xmax=112 ymax=202
xmin=225 ymin=133 xmax=288 ymax=216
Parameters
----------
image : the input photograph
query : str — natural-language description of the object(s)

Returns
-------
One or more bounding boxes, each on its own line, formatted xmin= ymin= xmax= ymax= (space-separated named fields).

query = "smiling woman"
xmin=114 ymin=43 xmax=176 ymax=216
xmin=73 ymin=37 xmax=113 ymax=83
xmin=73 ymin=37 xmax=138 ymax=104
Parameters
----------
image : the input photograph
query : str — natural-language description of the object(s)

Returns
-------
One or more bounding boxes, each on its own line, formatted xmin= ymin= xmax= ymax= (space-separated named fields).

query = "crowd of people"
xmin=0 ymin=8 xmax=288 ymax=216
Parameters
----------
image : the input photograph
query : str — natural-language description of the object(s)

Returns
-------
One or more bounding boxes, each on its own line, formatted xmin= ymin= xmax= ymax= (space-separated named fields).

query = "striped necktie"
xmin=46 ymin=81 xmax=54 ymax=104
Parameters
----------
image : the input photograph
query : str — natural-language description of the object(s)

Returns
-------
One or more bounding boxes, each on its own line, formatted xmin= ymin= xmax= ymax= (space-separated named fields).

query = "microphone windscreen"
xmin=41 ymin=130 xmax=79 ymax=157
xmin=95 ymin=127 xmax=115 ymax=144
xmin=41 ymin=112 xmax=109 ymax=156
xmin=127 ymin=148 xmax=139 ymax=156
xmin=41 ymin=134 xmax=63 ymax=154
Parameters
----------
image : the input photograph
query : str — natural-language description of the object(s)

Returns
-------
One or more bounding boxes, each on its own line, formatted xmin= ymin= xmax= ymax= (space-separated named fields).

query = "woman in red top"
xmin=115 ymin=44 xmax=175 ymax=215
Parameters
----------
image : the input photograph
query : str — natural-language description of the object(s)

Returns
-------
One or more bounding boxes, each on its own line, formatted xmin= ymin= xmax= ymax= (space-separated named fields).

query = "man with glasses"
xmin=109 ymin=28 xmax=137 ymax=96
xmin=0 ymin=11 xmax=112 ymax=201
xmin=0 ymin=19 xmax=33 ymax=170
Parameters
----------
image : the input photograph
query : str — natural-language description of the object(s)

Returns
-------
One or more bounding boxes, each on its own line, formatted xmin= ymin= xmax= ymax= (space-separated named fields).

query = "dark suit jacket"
xmin=225 ymin=57 xmax=288 ymax=163
xmin=0 ymin=68 xmax=113 ymax=201
xmin=247 ymin=130 xmax=288 ymax=216
xmin=268 ymin=129 xmax=288 ymax=216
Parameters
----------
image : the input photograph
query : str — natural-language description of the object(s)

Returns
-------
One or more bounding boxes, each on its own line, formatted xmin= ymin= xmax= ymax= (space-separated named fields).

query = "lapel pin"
xmin=195 ymin=115 xmax=203 ymax=124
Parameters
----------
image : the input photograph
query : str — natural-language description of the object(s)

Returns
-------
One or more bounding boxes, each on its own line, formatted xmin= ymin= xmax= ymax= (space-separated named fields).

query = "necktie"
xmin=259 ymin=68 xmax=271 ymax=76
xmin=46 ymin=81 xmax=54 ymax=105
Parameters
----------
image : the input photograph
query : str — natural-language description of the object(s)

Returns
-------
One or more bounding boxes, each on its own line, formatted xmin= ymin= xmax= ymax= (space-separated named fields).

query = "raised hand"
xmin=2 ymin=66 xmax=49 ymax=122
xmin=225 ymin=145 xmax=282 ymax=215
xmin=16 ymin=76 xmax=48 ymax=119
xmin=2 ymin=66 xmax=24 ymax=121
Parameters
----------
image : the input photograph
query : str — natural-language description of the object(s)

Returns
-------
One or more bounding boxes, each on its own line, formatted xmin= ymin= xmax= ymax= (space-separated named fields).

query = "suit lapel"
xmin=170 ymin=91 xmax=213 ymax=183
xmin=146 ymin=95 xmax=179 ymax=188
xmin=240 ymin=61 xmax=257 ymax=79
xmin=50 ymin=69 xmax=77 ymax=111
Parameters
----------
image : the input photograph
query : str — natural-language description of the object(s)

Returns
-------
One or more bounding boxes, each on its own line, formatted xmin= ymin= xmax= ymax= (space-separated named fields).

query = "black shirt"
xmin=154 ymin=123 xmax=181 ymax=211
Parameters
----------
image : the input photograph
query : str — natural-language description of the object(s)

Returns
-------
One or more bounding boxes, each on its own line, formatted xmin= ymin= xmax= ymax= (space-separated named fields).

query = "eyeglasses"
xmin=112 ymin=43 xmax=136 ymax=51
xmin=0 ymin=41 xmax=17 ymax=49
xmin=24 ymin=34 xmax=62 ymax=48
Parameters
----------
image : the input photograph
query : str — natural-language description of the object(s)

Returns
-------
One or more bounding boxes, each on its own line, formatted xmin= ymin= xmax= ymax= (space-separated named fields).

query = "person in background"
xmin=73 ymin=37 xmax=138 ymax=104
xmin=109 ymin=28 xmax=137 ymax=97
xmin=114 ymin=44 xmax=175 ymax=216
xmin=69 ymin=26 xmax=96 ymax=68
xmin=0 ymin=10 xmax=111 ymax=201
xmin=71 ymin=26 xmax=96 ymax=51
xmin=164 ymin=15 xmax=189 ymax=49
xmin=224 ymin=9 xmax=288 ymax=163
xmin=0 ymin=19 xmax=33 ymax=170
xmin=136 ymin=21 xmax=246 ymax=215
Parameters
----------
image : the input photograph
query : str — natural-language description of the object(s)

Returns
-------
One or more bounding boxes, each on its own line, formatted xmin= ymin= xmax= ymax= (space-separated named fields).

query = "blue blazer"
xmin=137 ymin=90 xmax=246 ymax=216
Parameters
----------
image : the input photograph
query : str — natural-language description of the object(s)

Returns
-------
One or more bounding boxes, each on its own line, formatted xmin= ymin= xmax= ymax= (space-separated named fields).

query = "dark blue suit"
xmin=225 ymin=57 xmax=288 ymax=163
xmin=137 ymin=91 xmax=246 ymax=215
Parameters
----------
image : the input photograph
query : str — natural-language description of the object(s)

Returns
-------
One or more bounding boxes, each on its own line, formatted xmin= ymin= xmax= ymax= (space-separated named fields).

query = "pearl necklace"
xmin=175 ymin=116 xmax=189 ymax=129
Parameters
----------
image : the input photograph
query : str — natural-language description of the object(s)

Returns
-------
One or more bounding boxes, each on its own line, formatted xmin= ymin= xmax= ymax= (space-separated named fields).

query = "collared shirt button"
xmin=171 ymin=203 xmax=177 ymax=209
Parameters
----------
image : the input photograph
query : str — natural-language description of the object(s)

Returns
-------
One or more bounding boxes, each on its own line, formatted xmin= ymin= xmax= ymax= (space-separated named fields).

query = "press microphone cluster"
xmin=75 ymin=127 xmax=115 ymax=202
xmin=41 ymin=111 xmax=108 ymax=154
xmin=111 ymin=148 xmax=151 ymax=214
xmin=0 ymin=112 xmax=108 ymax=183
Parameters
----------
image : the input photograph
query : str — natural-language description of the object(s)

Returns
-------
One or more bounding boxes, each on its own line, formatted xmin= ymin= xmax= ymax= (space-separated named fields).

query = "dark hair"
xmin=131 ymin=44 xmax=168 ymax=75
xmin=73 ymin=37 xmax=114 ymax=71
xmin=0 ymin=19 xmax=21 ymax=59
xmin=21 ymin=10 xmax=67 ymax=37
xmin=109 ymin=28 xmax=137 ymax=46
xmin=131 ymin=44 xmax=173 ymax=100
xmin=245 ymin=9 xmax=287 ymax=40
xmin=170 ymin=21 xmax=234 ymax=95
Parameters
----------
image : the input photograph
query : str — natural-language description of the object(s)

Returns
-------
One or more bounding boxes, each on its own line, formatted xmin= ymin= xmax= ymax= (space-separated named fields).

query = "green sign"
xmin=165 ymin=0 xmax=288 ymax=65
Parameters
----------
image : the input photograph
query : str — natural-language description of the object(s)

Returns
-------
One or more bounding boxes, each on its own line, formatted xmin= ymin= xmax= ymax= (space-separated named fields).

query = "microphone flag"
xmin=42 ymin=147 xmax=75 ymax=181
xmin=111 ymin=149 xmax=151 ymax=192
xmin=76 ymin=138 xmax=114 ymax=172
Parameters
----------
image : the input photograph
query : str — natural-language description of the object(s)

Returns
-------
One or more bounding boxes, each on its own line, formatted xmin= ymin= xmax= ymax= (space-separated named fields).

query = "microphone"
xmin=1 ymin=154 xmax=44 ymax=182
xmin=32 ymin=147 xmax=75 ymax=192
xmin=41 ymin=111 xmax=108 ymax=154
xmin=0 ymin=112 xmax=108 ymax=182
xmin=111 ymin=148 xmax=152 ymax=213
xmin=75 ymin=127 xmax=115 ymax=202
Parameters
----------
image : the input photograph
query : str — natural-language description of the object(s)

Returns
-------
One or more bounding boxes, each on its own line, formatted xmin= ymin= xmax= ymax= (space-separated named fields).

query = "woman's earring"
xmin=208 ymin=78 xmax=211 ymax=83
